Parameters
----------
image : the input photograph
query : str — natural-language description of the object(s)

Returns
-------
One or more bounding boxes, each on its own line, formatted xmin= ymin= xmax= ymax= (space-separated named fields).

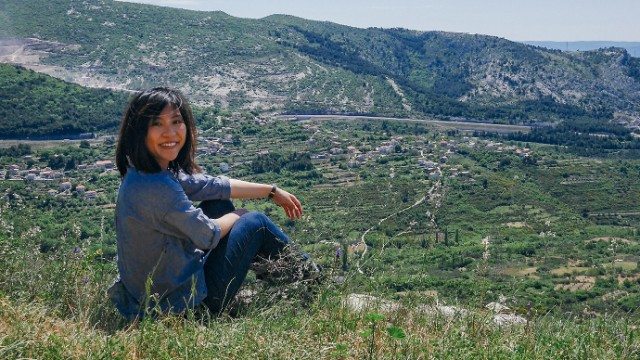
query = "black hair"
xmin=115 ymin=87 xmax=200 ymax=177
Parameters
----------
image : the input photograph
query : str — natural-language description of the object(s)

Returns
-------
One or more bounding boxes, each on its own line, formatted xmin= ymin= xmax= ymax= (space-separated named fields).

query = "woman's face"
xmin=145 ymin=105 xmax=187 ymax=170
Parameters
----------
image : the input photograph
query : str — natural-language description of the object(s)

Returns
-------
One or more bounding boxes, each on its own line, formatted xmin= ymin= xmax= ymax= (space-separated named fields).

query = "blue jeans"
xmin=198 ymin=200 xmax=290 ymax=314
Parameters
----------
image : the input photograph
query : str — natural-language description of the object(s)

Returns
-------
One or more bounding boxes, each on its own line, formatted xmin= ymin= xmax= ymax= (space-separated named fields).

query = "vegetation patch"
xmin=504 ymin=221 xmax=529 ymax=228
xmin=587 ymin=236 xmax=635 ymax=244
xmin=550 ymin=266 xmax=591 ymax=276
xmin=554 ymin=276 xmax=596 ymax=292
xmin=502 ymin=266 xmax=539 ymax=279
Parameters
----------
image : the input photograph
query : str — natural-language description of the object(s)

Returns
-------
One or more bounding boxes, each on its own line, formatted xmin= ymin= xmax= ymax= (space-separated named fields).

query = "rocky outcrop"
xmin=343 ymin=293 xmax=528 ymax=327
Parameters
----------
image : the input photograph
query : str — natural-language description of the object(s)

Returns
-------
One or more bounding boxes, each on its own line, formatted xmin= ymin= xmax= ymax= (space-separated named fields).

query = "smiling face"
xmin=145 ymin=105 xmax=187 ymax=170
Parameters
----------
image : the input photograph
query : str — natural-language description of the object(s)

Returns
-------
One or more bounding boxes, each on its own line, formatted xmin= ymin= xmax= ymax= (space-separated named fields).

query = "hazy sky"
xmin=119 ymin=0 xmax=639 ymax=42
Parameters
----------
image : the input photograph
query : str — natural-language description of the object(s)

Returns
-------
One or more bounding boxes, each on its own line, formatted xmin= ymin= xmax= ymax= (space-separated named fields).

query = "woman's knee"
xmin=199 ymin=199 xmax=235 ymax=219
xmin=237 ymin=211 xmax=271 ymax=230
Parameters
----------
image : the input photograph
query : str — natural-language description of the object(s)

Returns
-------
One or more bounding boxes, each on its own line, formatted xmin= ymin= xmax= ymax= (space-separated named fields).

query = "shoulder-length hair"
xmin=115 ymin=87 xmax=201 ymax=177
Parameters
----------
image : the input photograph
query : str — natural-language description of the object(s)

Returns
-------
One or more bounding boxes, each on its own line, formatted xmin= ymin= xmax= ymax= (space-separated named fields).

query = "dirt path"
xmin=355 ymin=180 xmax=442 ymax=273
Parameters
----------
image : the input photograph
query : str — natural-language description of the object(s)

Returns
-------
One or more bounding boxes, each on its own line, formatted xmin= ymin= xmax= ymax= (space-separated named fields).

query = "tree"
xmin=64 ymin=157 xmax=77 ymax=171
xmin=48 ymin=156 xmax=65 ymax=170
xmin=444 ymin=228 xmax=449 ymax=246
xmin=421 ymin=235 xmax=430 ymax=249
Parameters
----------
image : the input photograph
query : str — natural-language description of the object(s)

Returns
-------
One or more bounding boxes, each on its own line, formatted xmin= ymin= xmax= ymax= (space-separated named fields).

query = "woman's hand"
xmin=272 ymin=188 xmax=303 ymax=220
xmin=227 ymin=179 xmax=303 ymax=220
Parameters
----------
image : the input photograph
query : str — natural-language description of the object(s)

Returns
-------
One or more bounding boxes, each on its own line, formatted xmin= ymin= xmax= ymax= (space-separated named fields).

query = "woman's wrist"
xmin=267 ymin=184 xmax=277 ymax=199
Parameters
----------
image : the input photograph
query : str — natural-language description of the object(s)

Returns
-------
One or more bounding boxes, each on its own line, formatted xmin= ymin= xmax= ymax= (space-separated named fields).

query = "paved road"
xmin=277 ymin=114 xmax=532 ymax=134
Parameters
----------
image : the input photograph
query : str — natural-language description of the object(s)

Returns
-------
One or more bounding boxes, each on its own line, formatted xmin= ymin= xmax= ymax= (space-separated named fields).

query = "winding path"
xmin=355 ymin=180 xmax=442 ymax=273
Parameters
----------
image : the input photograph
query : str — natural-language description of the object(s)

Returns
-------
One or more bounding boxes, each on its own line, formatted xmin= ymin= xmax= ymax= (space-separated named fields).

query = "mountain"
xmin=522 ymin=41 xmax=640 ymax=57
xmin=1 ymin=0 xmax=639 ymax=126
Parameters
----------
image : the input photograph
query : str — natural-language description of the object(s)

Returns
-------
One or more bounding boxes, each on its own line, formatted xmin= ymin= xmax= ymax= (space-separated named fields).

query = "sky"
xmin=118 ymin=0 xmax=640 ymax=42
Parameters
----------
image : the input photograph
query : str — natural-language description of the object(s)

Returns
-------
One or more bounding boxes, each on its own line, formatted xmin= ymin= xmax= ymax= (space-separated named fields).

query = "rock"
xmin=343 ymin=293 xmax=400 ymax=312
xmin=493 ymin=314 xmax=527 ymax=326
xmin=416 ymin=304 xmax=469 ymax=318
xmin=485 ymin=301 xmax=510 ymax=313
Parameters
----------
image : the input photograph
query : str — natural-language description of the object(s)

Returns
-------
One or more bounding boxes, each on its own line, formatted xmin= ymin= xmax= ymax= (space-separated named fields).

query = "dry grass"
xmin=550 ymin=266 xmax=591 ymax=276
xmin=587 ymin=237 xmax=635 ymax=244
xmin=502 ymin=266 xmax=539 ymax=279
xmin=554 ymin=276 xmax=597 ymax=292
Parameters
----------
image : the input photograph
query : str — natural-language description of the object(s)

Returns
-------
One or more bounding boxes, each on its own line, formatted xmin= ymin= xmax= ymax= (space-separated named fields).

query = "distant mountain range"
xmin=0 ymin=0 xmax=639 ymax=129
xmin=523 ymin=41 xmax=640 ymax=58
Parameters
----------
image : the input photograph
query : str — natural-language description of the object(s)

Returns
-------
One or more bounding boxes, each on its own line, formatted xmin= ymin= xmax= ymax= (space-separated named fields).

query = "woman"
xmin=108 ymin=87 xmax=312 ymax=319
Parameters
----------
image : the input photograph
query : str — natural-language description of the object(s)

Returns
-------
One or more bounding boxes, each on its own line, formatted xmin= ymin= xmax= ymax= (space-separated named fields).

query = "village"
xmin=0 ymin=122 xmax=535 ymax=205
xmin=1 ymin=156 xmax=116 ymax=202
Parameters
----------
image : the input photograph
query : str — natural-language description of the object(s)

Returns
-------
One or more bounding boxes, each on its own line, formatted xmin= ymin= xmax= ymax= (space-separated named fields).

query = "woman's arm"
xmin=215 ymin=209 xmax=248 ymax=238
xmin=228 ymin=179 xmax=303 ymax=220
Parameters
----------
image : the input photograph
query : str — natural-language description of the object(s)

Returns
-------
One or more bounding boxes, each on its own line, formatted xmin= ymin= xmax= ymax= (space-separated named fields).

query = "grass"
xmin=1 ymin=229 xmax=640 ymax=359
xmin=2 ymin=291 xmax=639 ymax=359
xmin=3 ymin=118 xmax=640 ymax=358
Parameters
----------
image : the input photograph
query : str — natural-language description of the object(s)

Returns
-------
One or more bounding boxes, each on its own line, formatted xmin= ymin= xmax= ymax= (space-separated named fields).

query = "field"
xmin=1 ymin=115 xmax=640 ymax=358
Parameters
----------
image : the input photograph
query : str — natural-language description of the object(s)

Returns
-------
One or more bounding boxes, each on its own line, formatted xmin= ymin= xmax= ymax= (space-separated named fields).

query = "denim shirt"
xmin=108 ymin=167 xmax=231 ymax=319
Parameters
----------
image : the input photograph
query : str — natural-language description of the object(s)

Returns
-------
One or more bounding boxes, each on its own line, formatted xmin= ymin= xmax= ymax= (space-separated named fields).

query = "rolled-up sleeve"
xmin=161 ymin=189 xmax=222 ymax=250
xmin=177 ymin=172 xmax=231 ymax=201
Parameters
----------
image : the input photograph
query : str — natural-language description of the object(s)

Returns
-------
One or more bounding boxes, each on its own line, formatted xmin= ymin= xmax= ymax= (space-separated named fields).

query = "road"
xmin=277 ymin=114 xmax=532 ymax=134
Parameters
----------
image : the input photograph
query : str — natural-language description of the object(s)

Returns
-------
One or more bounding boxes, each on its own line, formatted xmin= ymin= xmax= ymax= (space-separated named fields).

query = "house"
xmin=377 ymin=145 xmax=393 ymax=154
xmin=95 ymin=160 xmax=114 ymax=170
xmin=39 ymin=170 xmax=53 ymax=179
xmin=8 ymin=164 xmax=20 ymax=175
xmin=429 ymin=170 xmax=442 ymax=180
xmin=59 ymin=182 xmax=72 ymax=191
xmin=423 ymin=161 xmax=437 ymax=170
xmin=85 ymin=191 xmax=98 ymax=201
xmin=221 ymin=134 xmax=233 ymax=144
xmin=76 ymin=185 xmax=86 ymax=194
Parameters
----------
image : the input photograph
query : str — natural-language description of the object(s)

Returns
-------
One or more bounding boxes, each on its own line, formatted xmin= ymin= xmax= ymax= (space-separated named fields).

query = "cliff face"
xmin=1 ymin=0 xmax=639 ymax=123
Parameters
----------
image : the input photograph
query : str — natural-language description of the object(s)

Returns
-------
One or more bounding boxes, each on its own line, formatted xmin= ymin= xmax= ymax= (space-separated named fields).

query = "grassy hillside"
xmin=2 ymin=110 xmax=640 ymax=357
xmin=1 ymin=0 xmax=639 ymax=124
xmin=0 ymin=63 xmax=128 ymax=138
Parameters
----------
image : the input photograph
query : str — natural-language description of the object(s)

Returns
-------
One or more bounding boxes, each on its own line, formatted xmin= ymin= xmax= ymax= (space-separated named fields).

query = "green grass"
xmin=3 ymin=117 xmax=640 ymax=358
xmin=1 ymin=215 xmax=639 ymax=359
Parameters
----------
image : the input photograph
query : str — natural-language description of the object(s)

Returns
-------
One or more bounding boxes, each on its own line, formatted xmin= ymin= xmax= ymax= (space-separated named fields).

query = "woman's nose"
xmin=162 ymin=124 xmax=176 ymax=136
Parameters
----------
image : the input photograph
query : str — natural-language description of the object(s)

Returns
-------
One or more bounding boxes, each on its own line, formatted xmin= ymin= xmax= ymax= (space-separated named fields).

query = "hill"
xmin=523 ymin=41 xmax=640 ymax=57
xmin=0 ymin=63 xmax=128 ymax=138
xmin=1 ymin=0 xmax=639 ymax=126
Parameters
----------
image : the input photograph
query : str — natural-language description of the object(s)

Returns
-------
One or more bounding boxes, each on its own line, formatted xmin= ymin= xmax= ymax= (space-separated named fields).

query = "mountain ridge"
xmin=0 ymin=0 xmax=639 ymax=127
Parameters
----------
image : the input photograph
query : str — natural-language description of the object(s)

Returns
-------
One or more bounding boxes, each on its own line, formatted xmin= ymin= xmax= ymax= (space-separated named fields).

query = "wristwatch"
xmin=268 ymin=184 xmax=277 ymax=199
